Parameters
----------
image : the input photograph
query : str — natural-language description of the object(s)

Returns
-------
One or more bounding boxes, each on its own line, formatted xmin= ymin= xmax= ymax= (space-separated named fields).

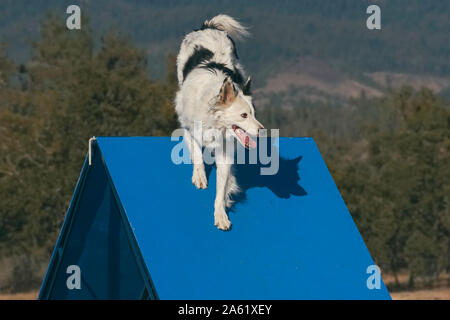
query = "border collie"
xmin=175 ymin=14 xmax=264 ymax=230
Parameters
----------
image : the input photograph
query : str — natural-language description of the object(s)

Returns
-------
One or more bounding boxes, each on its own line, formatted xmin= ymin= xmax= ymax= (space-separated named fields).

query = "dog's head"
xmin=212 ymin=76 xmax=264 ymax=149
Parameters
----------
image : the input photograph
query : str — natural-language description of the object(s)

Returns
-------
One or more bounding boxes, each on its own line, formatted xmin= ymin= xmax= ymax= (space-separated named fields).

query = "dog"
xmin=175 ymin=14 xmax=264 ymax=230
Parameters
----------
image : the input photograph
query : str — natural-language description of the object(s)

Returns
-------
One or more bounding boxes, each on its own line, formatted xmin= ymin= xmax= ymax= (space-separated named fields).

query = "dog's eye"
xmin=241 ymin=113 xmax=248 ymax=118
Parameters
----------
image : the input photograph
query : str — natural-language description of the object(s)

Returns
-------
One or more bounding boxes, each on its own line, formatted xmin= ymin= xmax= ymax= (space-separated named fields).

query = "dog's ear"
xmin=243 ymin=76 xmax=252 ymax=96
xmin=218 ymin=76 xmax=236 ymax=106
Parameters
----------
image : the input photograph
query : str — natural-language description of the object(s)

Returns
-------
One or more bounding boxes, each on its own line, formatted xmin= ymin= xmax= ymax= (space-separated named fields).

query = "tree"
xmin=0 ymin=13 xmax=179 ymax=292
xmin=335 ymin=87 xmax=450 ymax=288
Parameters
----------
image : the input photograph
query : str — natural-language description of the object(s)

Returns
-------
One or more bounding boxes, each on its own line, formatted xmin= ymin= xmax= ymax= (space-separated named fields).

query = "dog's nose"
xmin=257 ymin=125 xmax=264 ymax=135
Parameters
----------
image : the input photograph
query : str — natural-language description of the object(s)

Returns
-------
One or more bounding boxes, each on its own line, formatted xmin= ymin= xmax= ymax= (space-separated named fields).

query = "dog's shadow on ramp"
xmin=230 ymin=155 xmax=307 ymax=211
xmin=205 ymin=140 xmax=307 ymax=212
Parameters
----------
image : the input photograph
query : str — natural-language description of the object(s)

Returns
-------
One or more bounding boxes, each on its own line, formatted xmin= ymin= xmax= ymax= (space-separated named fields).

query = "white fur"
xmin=175 ymin=14 xmax=263 ymax=231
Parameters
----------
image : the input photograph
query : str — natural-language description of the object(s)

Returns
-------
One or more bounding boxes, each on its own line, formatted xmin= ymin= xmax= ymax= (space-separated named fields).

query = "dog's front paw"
xmin=192 ymin=165 xmax=207 ymax=189
xmin=214 ymin=210 xmax=231 ymax=231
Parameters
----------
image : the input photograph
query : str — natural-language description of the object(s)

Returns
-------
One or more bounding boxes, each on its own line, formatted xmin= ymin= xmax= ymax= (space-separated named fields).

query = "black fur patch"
xmin=182 ymin=46 xmax=214 ymax=81
xmin=227 ymin=35 xmax=239 ymax=60
xmin=199 ymin=22 xmax=219 ymax=31
xmin=243 ymin=77 xmax=252 ymax=96
xmin=201 ymin=62 xmax=245 ymax=87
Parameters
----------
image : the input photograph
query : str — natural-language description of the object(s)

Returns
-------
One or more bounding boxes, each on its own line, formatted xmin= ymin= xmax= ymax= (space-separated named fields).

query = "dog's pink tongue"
xmin=236 ymin=128 xmax=257 ymax=149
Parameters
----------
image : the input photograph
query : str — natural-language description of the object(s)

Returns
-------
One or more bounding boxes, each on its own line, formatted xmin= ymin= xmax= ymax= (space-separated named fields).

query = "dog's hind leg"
xmin=225 ymin=166 xmax=239 ymax=208
xmin=184 ymin=130 xmax=207 ymax=189
xmin=214 ymin=150 xmax=232 ymax=230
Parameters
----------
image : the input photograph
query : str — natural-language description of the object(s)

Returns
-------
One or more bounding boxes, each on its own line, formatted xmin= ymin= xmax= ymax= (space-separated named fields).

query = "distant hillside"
xmin=1 ymin=0 xmax=449 ymax=95
xmin=256 ymin=57 xmax=450 ymax=104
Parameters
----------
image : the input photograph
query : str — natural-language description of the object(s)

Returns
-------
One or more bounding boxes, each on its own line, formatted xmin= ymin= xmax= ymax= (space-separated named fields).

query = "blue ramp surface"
xmin=93 ymin=137 xmax=390 ymax=299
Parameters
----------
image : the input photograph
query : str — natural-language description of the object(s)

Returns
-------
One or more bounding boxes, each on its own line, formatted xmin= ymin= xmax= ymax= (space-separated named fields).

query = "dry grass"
xmin=391 ymin=288 xmax=450 ymax=300
xmin=0 ymin=291 xmax=38 ymax=300
xmin=384 ymin=272 xmax=450 ymax=299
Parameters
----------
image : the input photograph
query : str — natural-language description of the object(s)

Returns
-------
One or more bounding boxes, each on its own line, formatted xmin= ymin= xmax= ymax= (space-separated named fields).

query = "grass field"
xmin=390 ymin=288 xmax=450 ymax=300
xmin=0 ymin=291 xmax=38 ymax=300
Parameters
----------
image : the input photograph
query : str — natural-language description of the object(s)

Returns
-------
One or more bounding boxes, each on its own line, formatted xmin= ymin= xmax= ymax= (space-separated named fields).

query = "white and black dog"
xmin=175 ymin=14 xmax=264 ymax=230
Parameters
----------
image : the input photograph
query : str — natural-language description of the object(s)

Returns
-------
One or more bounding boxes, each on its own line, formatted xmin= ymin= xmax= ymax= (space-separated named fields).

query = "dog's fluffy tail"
xmin=202 ymin=14 xmax=249 ymax=39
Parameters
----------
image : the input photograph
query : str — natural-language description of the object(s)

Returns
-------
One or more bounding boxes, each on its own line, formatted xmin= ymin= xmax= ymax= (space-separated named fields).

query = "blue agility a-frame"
xmin=39 ymin=137 xmax=391 ymax=300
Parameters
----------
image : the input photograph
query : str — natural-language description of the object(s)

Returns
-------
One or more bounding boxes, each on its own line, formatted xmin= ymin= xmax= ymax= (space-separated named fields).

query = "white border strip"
xmin=88 ymin=136 xmax=96 ymax=166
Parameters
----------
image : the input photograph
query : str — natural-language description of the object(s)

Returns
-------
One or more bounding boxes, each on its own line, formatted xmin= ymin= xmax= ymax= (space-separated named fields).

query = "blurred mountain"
xmin=1 ymin=0 xmax=449 ymax=100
